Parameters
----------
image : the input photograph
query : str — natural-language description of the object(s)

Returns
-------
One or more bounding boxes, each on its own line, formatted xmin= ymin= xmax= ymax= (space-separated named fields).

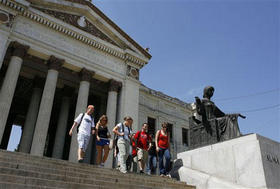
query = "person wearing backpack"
xmin=69 ymin=105 xmax=95 ymax=163
xmin=112 ymin=116 xmax=133 ymax=173
xmin=134 ymin=123 xmax=151 ymax=174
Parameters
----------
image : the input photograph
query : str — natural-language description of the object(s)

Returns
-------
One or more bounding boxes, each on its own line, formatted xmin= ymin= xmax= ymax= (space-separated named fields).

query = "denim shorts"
xmin=77 ymin=133 xmax=90 ymax=152
xmin=96 ymin=138 xmax=110 ymax=146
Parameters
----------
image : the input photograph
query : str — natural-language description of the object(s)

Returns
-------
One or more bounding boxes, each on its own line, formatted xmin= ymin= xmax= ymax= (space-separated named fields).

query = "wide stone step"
xmin=0 ymin=150 xmax=188 ymax=187
xmin=0 ymin=160 xmax=180 ymax=189
xmin=0 ymin=182 xmax=59 ymax=189
xmin=0 ymin=163 xmax=175 ymax=189
xmin=1 ymin=166 xmax=156 ymax=188
xmin=0 ymin=173 xmax=106 ymax=189
xmin=0 ymin=150 xmax=195 ymax=189
xmin=0 ymin=156 xmax=185 ymax=188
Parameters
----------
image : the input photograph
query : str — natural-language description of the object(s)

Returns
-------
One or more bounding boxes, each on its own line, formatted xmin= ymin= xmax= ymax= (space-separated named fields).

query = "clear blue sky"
xmin=94 ymin=0 xmax=280 ymax=142
xmin=7 ymin=0 xmax=279 ymax=151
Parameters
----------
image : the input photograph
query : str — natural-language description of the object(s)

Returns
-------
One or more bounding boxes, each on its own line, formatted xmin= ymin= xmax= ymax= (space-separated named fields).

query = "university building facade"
xmin=0 ymin=0 xmax=192 ymax=167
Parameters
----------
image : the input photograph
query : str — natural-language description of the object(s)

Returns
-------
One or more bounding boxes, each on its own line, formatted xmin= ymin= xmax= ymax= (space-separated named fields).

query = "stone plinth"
xmin=177 ymin=134 xmax=280 ymax=189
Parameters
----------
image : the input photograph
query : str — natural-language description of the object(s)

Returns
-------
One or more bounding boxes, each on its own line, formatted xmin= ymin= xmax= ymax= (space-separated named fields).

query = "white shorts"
xmin=77 ymin=133 xmax=90 ymax=152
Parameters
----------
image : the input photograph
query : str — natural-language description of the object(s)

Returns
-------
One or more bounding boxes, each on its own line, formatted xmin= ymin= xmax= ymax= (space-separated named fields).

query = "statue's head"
xmin=203 ymin=86 xmax=214 ymax=99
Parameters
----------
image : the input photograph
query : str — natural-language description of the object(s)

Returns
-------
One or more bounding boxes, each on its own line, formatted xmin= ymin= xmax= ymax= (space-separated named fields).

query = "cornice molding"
xmin=140 ymin=84 xmax=192 ymax=111
xmin=0 ymin=0 xmax=148 ymax=68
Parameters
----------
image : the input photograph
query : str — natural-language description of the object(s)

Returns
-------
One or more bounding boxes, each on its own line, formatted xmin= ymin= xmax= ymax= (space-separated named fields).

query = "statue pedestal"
xmin=177 ymin=134 xmax=280 ymax=189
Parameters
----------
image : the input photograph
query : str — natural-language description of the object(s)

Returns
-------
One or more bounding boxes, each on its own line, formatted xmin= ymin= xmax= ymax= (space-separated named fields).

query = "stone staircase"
xmin=0 ymin=150 xmax=195 ymax=189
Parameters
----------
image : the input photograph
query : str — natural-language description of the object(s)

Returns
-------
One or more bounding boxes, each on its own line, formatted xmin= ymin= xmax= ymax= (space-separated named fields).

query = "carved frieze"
xmin=35 ymin=8 xmax=119 ymax=48
xmin=127 ymin=65 xmax=139 ymax=80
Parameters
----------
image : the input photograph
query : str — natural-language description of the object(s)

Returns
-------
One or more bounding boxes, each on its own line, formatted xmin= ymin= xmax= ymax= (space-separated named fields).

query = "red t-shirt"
xmin=132 ymin=139 xmax=137 ymax=157
xmin=134 ymin=131 xmax=151 ymax=150
xmin=158 ymin=130 xmax=169 ymax=149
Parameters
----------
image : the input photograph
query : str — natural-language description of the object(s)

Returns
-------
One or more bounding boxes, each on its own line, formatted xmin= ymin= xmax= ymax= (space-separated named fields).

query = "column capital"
xmin=47 ymin=55 xmax=64 ymax=70
xmin=10 ymin=41 xmax=29 ymax=59
xmin=108 ymin=79 xmax=122 ymax=92
xmin=79 ymin=68 xmax=94 ymax=82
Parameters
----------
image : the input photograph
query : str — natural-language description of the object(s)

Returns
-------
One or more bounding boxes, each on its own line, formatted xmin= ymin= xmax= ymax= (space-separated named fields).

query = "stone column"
xmin=19 ymin=78 xmax=44 ymax=153
xmin=52 ymin=86 xmax=72 ymax=159
xmin=104 ymin=79 xmax=122 ymax=168
xmin=84 ymin=134 xmax=94 ymax=164
xmin=30 ymin=56 xmax=63 ymax=156
xmin=118 ymin=77 xmax=140 ymax=130
xmin=68 ymin=68 xmax=93 ymax=162
xmin=0 ymin=42 xmax=29 ymax=143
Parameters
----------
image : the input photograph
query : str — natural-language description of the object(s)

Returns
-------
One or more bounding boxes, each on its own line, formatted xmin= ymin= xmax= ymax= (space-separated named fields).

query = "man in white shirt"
xmin=69 ymin=105 xmax=95 ymax=162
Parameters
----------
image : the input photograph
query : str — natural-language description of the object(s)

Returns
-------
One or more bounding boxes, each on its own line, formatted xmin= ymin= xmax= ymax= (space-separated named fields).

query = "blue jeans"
xmin=158 ymin=148 xmax=171 ymax=175
xmin=146 ymin=154 xmax=157 ymax=174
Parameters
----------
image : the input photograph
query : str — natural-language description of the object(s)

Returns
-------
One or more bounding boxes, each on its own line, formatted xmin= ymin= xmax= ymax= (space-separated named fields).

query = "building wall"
xmin=138 ymin=85 xmax=192 ymax=159
xmin=0 ymin=0 xmax=193 ymax=163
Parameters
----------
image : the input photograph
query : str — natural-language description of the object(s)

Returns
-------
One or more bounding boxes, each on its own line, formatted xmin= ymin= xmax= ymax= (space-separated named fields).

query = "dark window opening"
xmin=182 ymin=128 xmax=189 ymax=146
xmin=147 ymin=117 xmax=156 ymax=137
xmin=167 ymin=123 xmax=173 ymax=142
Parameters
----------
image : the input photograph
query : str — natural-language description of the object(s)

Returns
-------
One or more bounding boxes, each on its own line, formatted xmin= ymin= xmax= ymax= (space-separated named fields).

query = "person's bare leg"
xmin=96 ymin=145 xmax=102 ymax=165
xmin=102 ymin=145 xmax=110 ymax=163
xmin=78 ymin=148 xmax=82 ymax=160
xmin=78 ymin=148 xmax=85 ymax=160
xmin=138 ymin=159 xmax=143 ymax=171
xmin=141 ymin=160 xmax=145 ymax=171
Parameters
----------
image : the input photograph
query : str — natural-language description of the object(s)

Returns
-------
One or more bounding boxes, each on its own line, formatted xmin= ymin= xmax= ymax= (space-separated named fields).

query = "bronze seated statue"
xmin=189 ymin=86 xmax=246 ymax=149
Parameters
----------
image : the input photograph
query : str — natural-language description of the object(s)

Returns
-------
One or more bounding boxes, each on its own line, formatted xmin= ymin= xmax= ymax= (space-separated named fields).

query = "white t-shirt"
xmin=74 ymin=113 xmax=95 ymax=136
xmin=117 ymin=122 xmax=131 ymax=141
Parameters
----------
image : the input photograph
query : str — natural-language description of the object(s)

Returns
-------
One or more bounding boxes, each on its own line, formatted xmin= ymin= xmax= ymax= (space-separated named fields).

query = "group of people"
xmin=69 ymin=105 xmax=171 ymax=176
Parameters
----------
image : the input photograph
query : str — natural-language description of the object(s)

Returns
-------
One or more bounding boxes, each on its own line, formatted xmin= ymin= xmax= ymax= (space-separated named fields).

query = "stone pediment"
xmin=25 ymin=0 xmax=151 ymax=62
xmin=34 ymin=7 xmax=121 ymax=48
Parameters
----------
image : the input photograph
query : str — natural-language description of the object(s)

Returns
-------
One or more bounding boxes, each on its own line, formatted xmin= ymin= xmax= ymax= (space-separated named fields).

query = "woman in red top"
xmin=155 ymin=122 xmax=171 ymax=176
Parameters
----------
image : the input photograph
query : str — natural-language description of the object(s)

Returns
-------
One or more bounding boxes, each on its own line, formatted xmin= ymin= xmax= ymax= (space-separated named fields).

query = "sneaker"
xmin=120 ymin=170 xmax=127 ymax=174
xmin=160 ymin=174 xmax=165 ymax=177
xmin=139 ymin=170 xmax=144 ymax=174
xmin=78 ymin=159 xmax=84 ymax=163
xmin=100 ymin=163 xmax=104 ymax=167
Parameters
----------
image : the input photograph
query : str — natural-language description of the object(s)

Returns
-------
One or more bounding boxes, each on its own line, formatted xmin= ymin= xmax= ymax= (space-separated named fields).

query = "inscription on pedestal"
xmin=266 ymin=154 xmax=280 ymax=165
